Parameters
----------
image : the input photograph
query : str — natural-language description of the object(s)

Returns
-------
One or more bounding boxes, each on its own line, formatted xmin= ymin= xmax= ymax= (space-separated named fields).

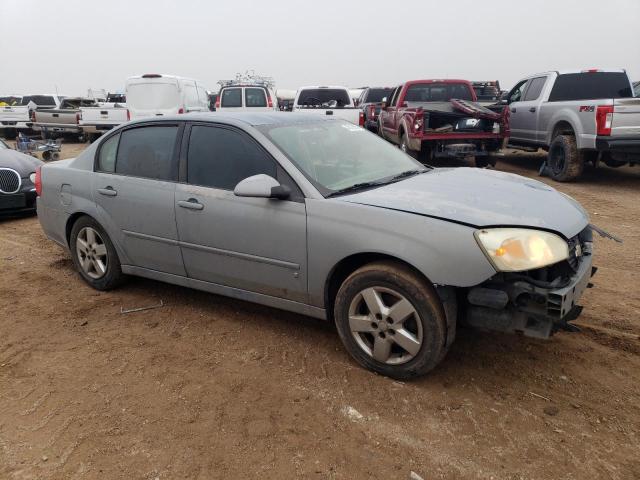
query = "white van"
xmin=215 ymin=84 xmax=278 ymax=112
xmin=125 ymin=74 xmax=210 ymax=120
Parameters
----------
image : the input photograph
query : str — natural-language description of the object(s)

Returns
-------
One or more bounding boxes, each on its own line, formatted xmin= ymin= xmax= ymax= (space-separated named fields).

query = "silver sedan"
xmin=36 ymin=113 xmax=595 ymax=378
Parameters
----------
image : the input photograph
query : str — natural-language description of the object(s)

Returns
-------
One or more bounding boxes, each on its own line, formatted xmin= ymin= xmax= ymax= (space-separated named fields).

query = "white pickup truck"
xmin=0 ymin=94 xmax=62 ymax=139
xmin=292 ymin=86 xmax=364 ymax=126
xmin=505 ymin=69 xmax=640 ymax=181
xmin=79 ymin=93 xmax=128 ymax=142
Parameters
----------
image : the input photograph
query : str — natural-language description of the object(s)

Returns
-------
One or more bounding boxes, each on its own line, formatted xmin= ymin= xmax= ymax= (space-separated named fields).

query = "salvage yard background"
xmin=1 ymin=143 xmax=639 ymax=479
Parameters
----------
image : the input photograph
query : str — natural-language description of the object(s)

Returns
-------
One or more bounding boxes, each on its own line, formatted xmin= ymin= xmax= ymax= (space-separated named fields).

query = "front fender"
xmin=306 ymin=199 xmax=496 ymax=308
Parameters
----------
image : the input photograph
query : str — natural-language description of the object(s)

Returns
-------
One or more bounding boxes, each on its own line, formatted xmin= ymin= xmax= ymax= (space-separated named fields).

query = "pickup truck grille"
xmin=0 ymin=168 xmax=21 ymax=194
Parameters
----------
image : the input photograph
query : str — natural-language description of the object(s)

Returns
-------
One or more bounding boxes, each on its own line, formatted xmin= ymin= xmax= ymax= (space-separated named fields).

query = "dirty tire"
xmin=334 ymin=261 xmax=448 ymax=380
xmin=400 ymin=132 xmax=418 ymax=159
xmin=547 ymin=135 xmax=584 ymax=182
xmin=70 ymin=216 xmax=124 ymax=291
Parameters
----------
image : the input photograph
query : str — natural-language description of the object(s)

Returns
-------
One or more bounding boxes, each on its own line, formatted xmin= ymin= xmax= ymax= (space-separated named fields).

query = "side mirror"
xmin=234 ymin=174 xmax=290 ymax=200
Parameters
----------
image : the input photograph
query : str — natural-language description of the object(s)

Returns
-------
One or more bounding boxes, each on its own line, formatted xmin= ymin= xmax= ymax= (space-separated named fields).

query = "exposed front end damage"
xmin=463 ymin=227 xmax=595 ymax=338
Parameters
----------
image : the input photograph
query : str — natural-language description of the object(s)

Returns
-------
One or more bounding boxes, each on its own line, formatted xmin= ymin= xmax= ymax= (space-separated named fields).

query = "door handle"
xmin=97 ymin=187 xmax=117 ymax=196
xmin=510 ymin=108 xmax=517 ymax=113
xmin=178 ymin=198 xmax=204 ymax=210
xmin=529 ymin=107 xmax=536 ymax=113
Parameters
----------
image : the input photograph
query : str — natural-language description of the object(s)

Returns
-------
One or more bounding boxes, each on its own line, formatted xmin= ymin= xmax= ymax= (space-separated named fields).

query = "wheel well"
xmin=551 ymin=121 xmax=575 ymax=140
xmin=324 ymin=253 xmax=432 ymax=322
xmin=65 ymin=212 xmax=91 ymax=246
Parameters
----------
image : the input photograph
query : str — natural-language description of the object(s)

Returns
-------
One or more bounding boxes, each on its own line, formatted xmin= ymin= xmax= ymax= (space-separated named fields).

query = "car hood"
xmin=338 ymin=168 xmax=588 ymax=238
xmin=0 ymin=149 xmax=43 ymax=176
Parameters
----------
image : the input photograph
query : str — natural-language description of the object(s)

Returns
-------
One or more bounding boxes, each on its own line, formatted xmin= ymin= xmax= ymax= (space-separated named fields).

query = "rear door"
xmin=93 ymin=123 xmax=185 ymax=275
xmin=175 ymin=123 xmax=308 ymax=302
xmin=219 ymin=88 xmax=243 ymax=110
xmin=244 ymin=87 xmax=268 ymax=111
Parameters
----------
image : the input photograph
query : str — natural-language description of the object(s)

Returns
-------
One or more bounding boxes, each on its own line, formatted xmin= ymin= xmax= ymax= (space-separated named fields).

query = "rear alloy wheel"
xmin=400 ymin=132 xmax=418 ymax=159
xmin=70 ymin=216 xmax=124 ymax=290
xmin=547 ymin=135 xmax=584 ymax=181
xmin=334 ymin=261 xmax=448 ymax=379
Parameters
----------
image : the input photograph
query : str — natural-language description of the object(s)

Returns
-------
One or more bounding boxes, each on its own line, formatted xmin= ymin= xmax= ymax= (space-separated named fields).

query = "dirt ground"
xmin=1 ymin=140 xmax=639 ymax=480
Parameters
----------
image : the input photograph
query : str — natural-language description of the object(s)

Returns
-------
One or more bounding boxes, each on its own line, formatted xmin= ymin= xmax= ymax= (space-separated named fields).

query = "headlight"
xmin=29 ymin=172 xmax=36 ymax=183
xmin=474 ymin=228 xmax=569 ymax=272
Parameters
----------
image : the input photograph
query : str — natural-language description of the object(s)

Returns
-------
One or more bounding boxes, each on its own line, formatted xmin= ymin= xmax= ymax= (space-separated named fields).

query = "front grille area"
xmin=0 ymin=168 xmax=21 ymax=194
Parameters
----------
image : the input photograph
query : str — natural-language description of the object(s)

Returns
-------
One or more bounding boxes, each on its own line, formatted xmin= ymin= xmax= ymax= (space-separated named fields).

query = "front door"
xmin=175 ymin=124 xmax=308 ymax=302
xmin=93 ymin=123 xmax=185 ymax=276
xmin=505 ymin=80 xmax=531 ymax=144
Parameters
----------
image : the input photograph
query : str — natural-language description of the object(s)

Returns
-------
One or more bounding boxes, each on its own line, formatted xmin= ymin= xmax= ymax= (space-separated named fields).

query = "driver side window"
xmin=508 ymin=80 xmax=528 ymax=103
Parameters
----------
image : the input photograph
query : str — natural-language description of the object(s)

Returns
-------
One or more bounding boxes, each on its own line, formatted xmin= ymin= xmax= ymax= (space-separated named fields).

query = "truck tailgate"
xmin=0 ymin=106 xmax=30 ymax=123
xmin=612 ymin=98 xmax=640 ymax=138
xmin=293 ymin=107 xmax=360 ymax=125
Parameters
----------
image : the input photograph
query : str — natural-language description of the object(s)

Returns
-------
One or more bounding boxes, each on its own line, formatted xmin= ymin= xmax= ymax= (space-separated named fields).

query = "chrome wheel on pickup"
xmin=334 ymin=261 xmax=448 ymax=379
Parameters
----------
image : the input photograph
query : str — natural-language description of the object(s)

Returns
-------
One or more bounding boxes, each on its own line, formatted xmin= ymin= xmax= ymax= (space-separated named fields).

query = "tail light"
xmin=35 ymin=166 xmax=42 ymax=196
xmin=267 ymin=92 xmax=273 ymax=108
xmin=215 ymin=97 xmax=220 ymax=109
xmin=596 ymin=105 xmax=614 ymax=136
xmin=30 ymin=110 xmax=36 ymax=122
xmin=368 ymin=104 xmax=376 ymax=120
xmin=75 ymin=112 xmax=81 ymax=124
xmin=358 ymin=111 xmax=365 ymax=127
xmin=178 ymin=107 xmax=184 ymax=114
xmin=126 ymin=109 xmax=130 ymax=121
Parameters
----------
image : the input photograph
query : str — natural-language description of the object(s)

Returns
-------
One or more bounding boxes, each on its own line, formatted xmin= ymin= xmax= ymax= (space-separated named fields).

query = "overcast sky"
xmin=1 ymin=0 xmax=638 ymax=96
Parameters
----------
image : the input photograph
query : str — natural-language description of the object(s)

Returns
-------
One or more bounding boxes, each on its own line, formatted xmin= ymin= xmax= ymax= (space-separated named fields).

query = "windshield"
xmin=20 ymin=95 xmax=56 ymax=106
xmin=365 ymin=88 xmax=392 ymax=103
xmin=405 ymin=83 xmax=474 ymax=102
xmin=297 ymin=89 xmax=351 ymax=108
xmin=127 ymin=82 xmax=180 ymax=110
xmin=260 ymin=120 xmax=427 ymax=196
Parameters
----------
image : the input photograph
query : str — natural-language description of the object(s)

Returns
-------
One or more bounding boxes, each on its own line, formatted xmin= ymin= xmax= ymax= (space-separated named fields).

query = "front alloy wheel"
xmin=348 ymin=287 xmax=423 ymax=365
xmin=334 ymin=261 xmax=448 ymax=379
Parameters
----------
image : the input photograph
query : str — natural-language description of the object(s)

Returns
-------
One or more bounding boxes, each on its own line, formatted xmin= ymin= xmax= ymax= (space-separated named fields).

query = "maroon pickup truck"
xmin=377 ymin=79 xmax=509 ymax=167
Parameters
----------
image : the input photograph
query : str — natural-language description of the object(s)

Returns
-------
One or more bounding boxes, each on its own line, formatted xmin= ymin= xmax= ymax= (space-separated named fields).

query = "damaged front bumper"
xmin=465 ymin=247 xmax=595 ymax=339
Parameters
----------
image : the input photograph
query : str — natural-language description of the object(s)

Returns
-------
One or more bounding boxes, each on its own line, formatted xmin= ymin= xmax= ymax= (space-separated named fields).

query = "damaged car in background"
xmin=35 ymin=113 xmax=612 ymax=379
xmin=377 ymin=79 xmax=509 ymax=168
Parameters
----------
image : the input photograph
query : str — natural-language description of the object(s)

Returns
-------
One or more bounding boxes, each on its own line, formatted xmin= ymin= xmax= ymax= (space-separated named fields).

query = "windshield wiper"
xmin=388 ymin=169 xmax=428 ymax=181
xmin=327 ymin=181 xmax=388 ymax=197
xmin=327 ymin=170 xmax=429 ymax=198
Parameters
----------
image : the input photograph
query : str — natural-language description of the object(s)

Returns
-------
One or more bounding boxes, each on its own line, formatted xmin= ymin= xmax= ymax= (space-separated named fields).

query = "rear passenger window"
xmin=97 ymin=134 xmax=119 ymax=172
xmin=115 ymin=126 xmax=178 ymax=181
xmin=187 ymin=126 xmax=276 ymax=190
xmin=221 ymin=88 xmax=242 ymax=107
xmin=245 ymin=88 xmax=267 ymax=107
xmin=523 ymin=77 xmax=546 ymax=101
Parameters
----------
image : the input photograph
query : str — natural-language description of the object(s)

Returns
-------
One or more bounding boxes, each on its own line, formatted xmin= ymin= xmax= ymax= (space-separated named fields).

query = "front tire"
xmin=70 ymin=216 xmax=124 ymax=290
xmin=547 ymin=135 xmax=584 ymax=181
xmin=334 ymin=261 xmax=448 ymax=379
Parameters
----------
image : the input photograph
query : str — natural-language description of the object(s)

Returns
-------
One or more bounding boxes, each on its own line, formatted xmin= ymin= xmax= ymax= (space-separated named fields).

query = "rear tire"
xmin=334 ymin=261 xmax=448 ymax=379
xmin=400 ymin=132 xmax=418 ymax=159
xmin=547 ymin=135 xmax=584 ymax=182
xmin=70 ymin=216 xmax=124 ymax=291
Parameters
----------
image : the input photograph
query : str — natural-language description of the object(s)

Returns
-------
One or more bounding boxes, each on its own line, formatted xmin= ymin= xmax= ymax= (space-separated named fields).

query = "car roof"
xmin=124 ymin=111 xmax=337 ymax=127
xmin=527 ymin=68 xmax=627 ymax=77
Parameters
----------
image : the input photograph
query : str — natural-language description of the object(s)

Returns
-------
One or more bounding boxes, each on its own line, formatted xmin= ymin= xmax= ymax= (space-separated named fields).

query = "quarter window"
xmin=97 ymin=134 xmax=119 ymax=172
xmin=115 ymin=126 xmax=178 ymax=180
xmin=221 ymin=88 xmax=242 ymax=107
xmin=523 ymin=77 xmax=547 ymax=101
xmin=245 ymin=88 xmax=267 ymax=107
xmin=187 ymin=126 xmax=276 ymax=190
